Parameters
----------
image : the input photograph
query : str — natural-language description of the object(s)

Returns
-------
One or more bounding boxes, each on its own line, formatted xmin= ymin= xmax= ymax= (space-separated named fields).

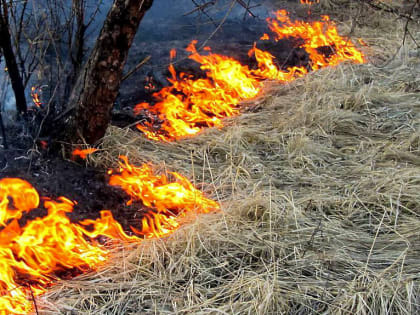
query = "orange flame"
xmin=72 ymin=148 xmax=98 ymax=159
xmin=0 ymin=178 xmax=107 ymax=314
xmin=265 ymin=10 xmax=365 ymax=70
xmin=170 ymin=48 xmax=177 ymax=60
xmin=260 ymin=33 xmax=270 ymax=40
xmin=108 ymin=155 xmax=219 ymax=238
xmin=300 ymin=0 xmax=320 ymax=5
xmin=135 ymin=40 xmax=262 ymax=141
xmin=134 ymin=11 xmax=365 ymax=141
xmin=30 ymin=86 xmax=42 ymax=108
xmin=0 ymin=159 xmax=219 ymax=314
xmin=249 ymin=44 xmax=308 ymax=81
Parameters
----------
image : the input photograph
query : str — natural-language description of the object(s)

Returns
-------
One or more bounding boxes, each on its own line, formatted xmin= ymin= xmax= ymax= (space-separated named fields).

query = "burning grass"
xmin=22 ymin=1 xmax=420 ymax=314
xmin=0 ymin=159 xmax=219 ymax=314
xmin=135 ymin=9 xmax=365 ymax=142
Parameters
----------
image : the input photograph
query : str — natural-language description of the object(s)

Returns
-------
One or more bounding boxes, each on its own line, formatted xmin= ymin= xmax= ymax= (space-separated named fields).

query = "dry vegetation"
xmin=42 ymin=1 xmax=420 ymax=314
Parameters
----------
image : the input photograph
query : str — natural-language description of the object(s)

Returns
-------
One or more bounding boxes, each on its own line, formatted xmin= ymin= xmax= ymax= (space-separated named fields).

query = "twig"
xmin=301 ymin=216 xmax=322 ymax=259
xmin=235 ymin=0 xmax=257 ymax=18
xmin=28 ymin=285 xmax=39 ymax=315
xmin=358 ymin=0 xmax=419 ymax=23
xmin=184 ymin=1 xmax=215 ymax=17
xmin=300 ymin=200 xmax=326 ymax=259
xmin=198 ymin=0 xmax=237 ymax=50
xmin=402 ymin=0 xmax=420 ymax=47
xmin=27 ymin=82 xmax=59 ymax=173
xmin=190 ymin=0 xmax=218 ymax=26
xmin=371 ymin=0 xmax=419 ymax=67
xmin=121 ymin=55 xmax=151 ymax=82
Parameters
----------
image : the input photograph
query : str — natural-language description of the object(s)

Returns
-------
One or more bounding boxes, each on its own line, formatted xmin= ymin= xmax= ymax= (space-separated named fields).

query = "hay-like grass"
xmin=41 ymin=2 xmax=420 ymax=314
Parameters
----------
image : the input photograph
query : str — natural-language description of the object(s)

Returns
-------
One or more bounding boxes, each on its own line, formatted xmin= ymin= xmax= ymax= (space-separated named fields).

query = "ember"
xmin=30 ymin=86 xmax=42 ymax=108
xmin=72 ymin=148 xmax=98 ymax=159
xmin=300 ymin=0 xmax=320 ymax=5
xmin=39 ymin=140 xmax=48 ymax=150
xmin=134 ymin=10 xmax=365 ymax=141
xmin=0 ymin=159 xmax=219 ymax=314
xmin=170 ymin=48 xmax=177 ymax=60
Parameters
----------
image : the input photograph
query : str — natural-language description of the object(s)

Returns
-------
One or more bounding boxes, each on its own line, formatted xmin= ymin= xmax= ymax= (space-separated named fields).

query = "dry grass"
xmin=41 ymin=2 xmax=420 ymax=314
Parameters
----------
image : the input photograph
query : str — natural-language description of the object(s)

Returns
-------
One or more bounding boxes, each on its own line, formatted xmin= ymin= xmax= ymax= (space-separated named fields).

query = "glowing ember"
xmin=72 ymin=148 xmax=98 ymax=159
xmin=0 ymin=159 xmax=219 ymax=314
xmin=30 ymin=86 xmax=42 ymax=108
xmin=134 ymin=11 xmax=365 ymax=141
xmin=144 ymin=74 xmax=157 ymax=92
xmin=170 ymin=48 xmax=177 ymax=60
xmin=300 ymin=0 xmax=319 ymax=5
xmin=39 ymin=140 xmax=48 ymax=150
xmin=260 ymin=33 xmax=270 ymax=40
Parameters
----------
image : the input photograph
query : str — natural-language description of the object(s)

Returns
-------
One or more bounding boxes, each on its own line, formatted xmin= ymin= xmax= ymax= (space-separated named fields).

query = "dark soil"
xmin=0 ymin=127 xmax=144 ymax=232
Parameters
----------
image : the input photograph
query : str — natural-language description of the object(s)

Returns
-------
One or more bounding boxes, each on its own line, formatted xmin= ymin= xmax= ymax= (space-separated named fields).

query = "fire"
xmin=144 ymin=74 xmax=157 ymax=92
xmin=134 ymin=10 xmax=365 ymax=141
xmin=0 ymin=178 xmax=108 ymax=314
xmin=72 ymin=148 xmax=98 ymax=159
xmin=170 ymin=48 xmax=177 ymax=60
xmin=249 ymin=44 xmax=308 ymax=81
xmin=300 ymin=0 xmax=320 ymax=5
xmin=260 ymin=33 xmax=270 ymax=40
xmin=264 ymin=10 xmax=365 ymax=70
xmin=135 ymin=41 xmax=262 ymax=141
xmin=108 ymin=155 xmax=219 ymax=238
xmin=30 ymin=86 xmax=42 ymax=108
xmin=0 ymin=158 xmax=219 ymax=314
xmin=39 ymin=140 xmax=48 ymax=150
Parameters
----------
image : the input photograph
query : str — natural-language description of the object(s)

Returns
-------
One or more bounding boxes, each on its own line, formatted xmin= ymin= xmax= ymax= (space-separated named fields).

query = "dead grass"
xmin=41 ymin=2 xmax=420 ymax=314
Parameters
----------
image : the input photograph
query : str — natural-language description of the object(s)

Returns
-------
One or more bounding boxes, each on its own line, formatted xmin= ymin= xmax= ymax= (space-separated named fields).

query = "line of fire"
xmin=0 ymin=1 xmax=367 ymax=313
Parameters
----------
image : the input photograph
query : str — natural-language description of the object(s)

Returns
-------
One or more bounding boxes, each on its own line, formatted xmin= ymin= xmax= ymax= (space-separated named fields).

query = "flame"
xmin=72 ymin=148 xmax=98 ymax=159
xmin=135 ymin=11 xmax=365 ymax=141
xmin=0 ymin=159 xmax=219 ymax=314
xmin=0 ymin=178 xmax=108 ymax=314
xmin=249 ymin=44 xmax=308 ymax=81
xmin=30 ymin=86 xmax=42 ymax=108
xmin=144 ymin=75 xmax=157 ymax=92
xmin=260 ymin=33 xmax=270 ymax=40
xmin=265 ymin=10 xmax=365 ymax=70
xmin=135 ymin=40 xmax=262 ymax=141
xmin=300 ymin=0 xmax=319 ymax=5
xmin=108 ymin=155 xmax=220 ymax=238
xmin=170 ymin=48 xmax=177 ymax=60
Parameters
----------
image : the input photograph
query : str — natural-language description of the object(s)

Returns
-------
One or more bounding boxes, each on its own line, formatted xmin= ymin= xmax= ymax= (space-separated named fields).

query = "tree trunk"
xmin=0 ymin=3 xmax=27 ymax=114
xmin=65 ymin=0 xmax=154 ymax=144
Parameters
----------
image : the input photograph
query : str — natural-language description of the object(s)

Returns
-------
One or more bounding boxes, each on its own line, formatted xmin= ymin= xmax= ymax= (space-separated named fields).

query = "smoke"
xmin=0 ymin=69 xmax=18 ymax=126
